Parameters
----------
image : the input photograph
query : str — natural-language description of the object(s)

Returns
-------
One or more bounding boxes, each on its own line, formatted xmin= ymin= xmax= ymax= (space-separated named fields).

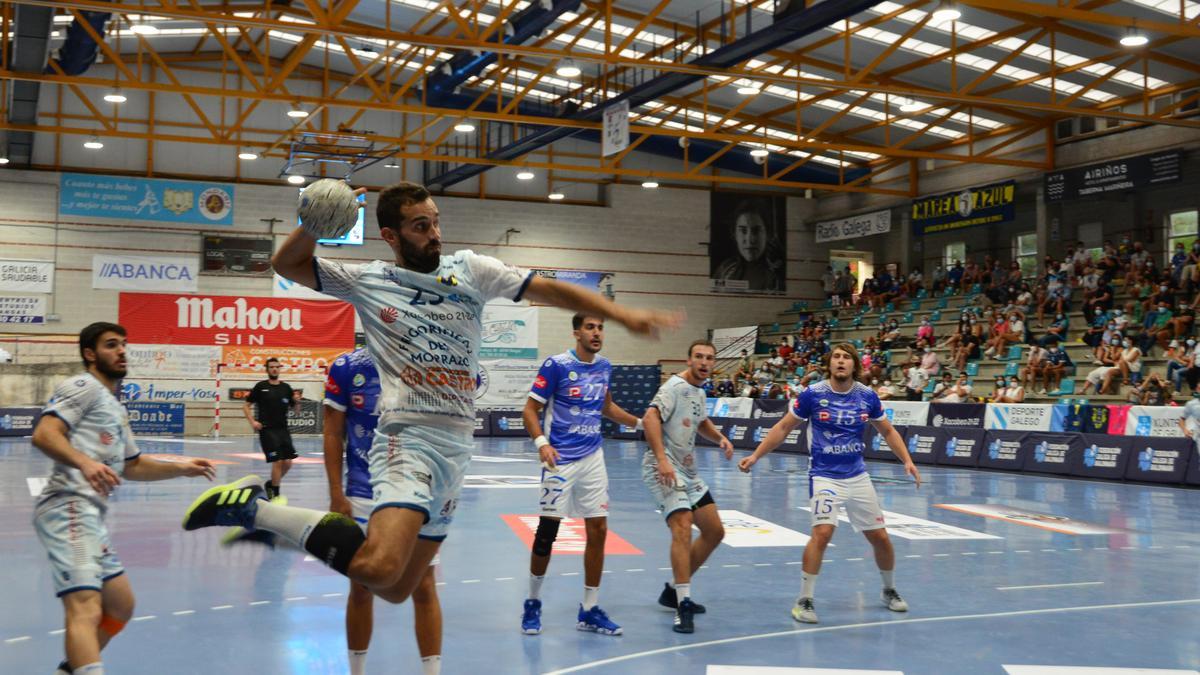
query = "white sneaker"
xmin=1038 ymin=389 xmax=1048 ymax=395
xmin=882 ymin=588 xmax=908 ymax=612
xmin=791 ymin=597 xmax=818 ymax=624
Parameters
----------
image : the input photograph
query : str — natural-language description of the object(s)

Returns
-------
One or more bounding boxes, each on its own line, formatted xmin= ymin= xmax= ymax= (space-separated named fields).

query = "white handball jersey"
xmin=646 ymin=374 xmax=709 ymax=479
xmin=39 ymin=372 xmax=141 ymax=509
xmin=315 ymin=250 xmax=532 ymax=434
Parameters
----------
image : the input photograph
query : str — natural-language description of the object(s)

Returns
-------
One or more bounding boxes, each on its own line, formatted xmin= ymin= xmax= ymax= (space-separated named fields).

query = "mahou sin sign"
xmin=119 ymin=292 xmax=354 ymax=348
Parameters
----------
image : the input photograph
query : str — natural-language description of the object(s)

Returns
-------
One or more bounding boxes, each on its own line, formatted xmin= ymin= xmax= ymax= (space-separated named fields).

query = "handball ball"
xmin=298 ymin=178 xmax=360 ymax=239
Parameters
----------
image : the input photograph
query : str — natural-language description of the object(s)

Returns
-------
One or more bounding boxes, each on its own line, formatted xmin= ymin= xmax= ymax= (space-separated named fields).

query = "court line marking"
xmin=542 ymin=598 xmax=1200 ymax=674
xmin=4 ymin=637 xmax=30 ymax=644
xmin=997 ymin=582 xmax=1104 ymax=591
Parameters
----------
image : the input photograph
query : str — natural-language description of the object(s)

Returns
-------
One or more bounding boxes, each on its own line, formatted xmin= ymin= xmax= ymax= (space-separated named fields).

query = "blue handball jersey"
xmin=323 ymin=348 xmax=380 ymax=500
xmin=789 ymin=380 xmax=885 ymax=480
xmin=528 ymin=350 xmax=610 ymax=464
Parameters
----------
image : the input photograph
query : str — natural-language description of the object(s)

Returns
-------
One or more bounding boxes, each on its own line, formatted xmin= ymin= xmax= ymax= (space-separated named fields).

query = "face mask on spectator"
xmin=1189 ymin=339 xmax=1196 ymax=347
xmin=996 ymin=378 xmax=1005 ymax=387
xmin=1123 ymin=340 xmax=1132 ymax=348
xmin=1056 ymin=314 xmax=1063 ymax=320
xmin=1094 ymin=309 xmax=1102 ymax=315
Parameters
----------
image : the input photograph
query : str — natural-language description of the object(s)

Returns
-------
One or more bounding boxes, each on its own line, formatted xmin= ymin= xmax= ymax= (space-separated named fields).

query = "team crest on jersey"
xmin=99 ymin=431 xmax=115 ymax=445
xmin=400 ymin=367 xmax=423 ymax=387
xmin=353 ymin=373 xmax=366 ymax=387
xmin=682 ymin=418 xmax=691 ymax=428
xmin=380 ymin=307 xmax=399 ymax=324
xmin=351 ymin=394 xmax=365 ymax=409
xmin=568 ymin=371 xmax=578 ymax=381
xmin=437 ymin=274 xmax=459 ymax=286
xmin=819 ymin=399 xmax=830 ymax=407
xmin=818 ymin=412 xmax=831 ymax=421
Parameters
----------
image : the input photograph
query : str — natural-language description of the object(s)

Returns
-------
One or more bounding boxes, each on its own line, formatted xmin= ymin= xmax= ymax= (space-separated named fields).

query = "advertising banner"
xmin=1124 ymin=436 xmax=1192 ymax=483
xmin=707 ymin=397 xmax=755 ymax=419
xmin=489 ymin=410 xmax=527 ymax=437
xmin=286 ymin=399 xmax=324 ymax=435
xmin=531 ymin=269 xmax=611 ymax=294
xmin=92 ymin=254 xmax=199 ymax=292
xmin=903 ymin=426 xmax=940 ymax=465
xmin=813 ymin=209 xmax=891 ymax=244
xmin=474 ymin=410 xmax=491 ymax=437
xmin=714 ymin=510 xmax=813 ymax=548
xmin=119 ymin=293 xmax=355 ymax=349
xmin=121 ymin=379 xmax=217 ymax=403
xmin=1187 ymin=445 xmax=1200 ymax=486
xmin=1044 ymin=150 xmax=1182 ymax=202
xmin=1070 ymin=433 xmax=1132 ymax=480
xmin=1022 ymin=432 xmax=1082 ymax=475
xmin=1124 ymin=405 xmax=1185 ymax=437
xmin=870 ymin=510 xmax=999 ymax=540
xmin=1051 ymin=402 xmax=1084 ymax=433
xmin=928 ymin=403 xmax=986 ymax=428
xmin=0 ymin=259 xmax=53 ymax=293
xmin=1078 ymin=404 xmax=1122 ymax=434
xmin=601 ymin=99 xmax=630 ymax=157
xmin=882 ymin=400 xmax=931 ymax=426
xmin=912 ymin=180 xmax=1016 ymax=235
xmin=709 ymin=193 xmax=786 ymax=294
xmin=202 ymin=236 xmax=272 ymax=274
xmin=936 ymin=426 xmax=986 ymax=467
xmin=748 ymin=419 xmax=805 ymax=454
xmin=476 ymin=359 xmax=540 ymax=409
xmin=711 ymin=326 xmax=758 ymax=359
xmin=0 ymin=295 xmax=46 ymax=324
xmin=126 ymin=344 xmax=220 ymax=379
xmin=985 ymin=403 xmax=1053 ymax=431
xmin=0 ymin=406 xmax=41 ymax=436
xmin=864 ymin=424 xmax=903 ymax=461
xmin=125 ymin=402 xmax=186 ymax=435
xmin=61 ymin=172 xmax=234 ymax=225
xmin=978 ymin=430 xmax=1029 ymax=470
xmin=751 ymin=398 xmax=789 ymax=421
xmin=219 ymin=346 xmax=346 ymax=375
xmin=479 ymin=303 xmax=538 ymax=359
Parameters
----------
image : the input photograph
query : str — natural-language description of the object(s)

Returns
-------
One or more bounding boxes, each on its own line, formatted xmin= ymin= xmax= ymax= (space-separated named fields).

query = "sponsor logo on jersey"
xmin=682 ymin=418 xmax=691 ymax=427
xmin=534 ymin=375 xmax=547 ymax=390
xmin=860 ymin=412 xmax=869 ymax=421
xmin=326 ymin=376 xmax=341 ymax=395
xmin=568 ymin=386 xmax=582 ymax=397
xmin=400 ymin=367 xmax=423 ymax=387
xmin=819 ymin=399 xmax=830 ymax=407
xmin=818 ymin=411 xmax=831 ymax=421
xmin=380 ymin=307 xmax=399 ymax=324
xmin=99 ymin=431 xmax=115 ymax=446
xmin=351 ymin=394 xmax=365 ymax=408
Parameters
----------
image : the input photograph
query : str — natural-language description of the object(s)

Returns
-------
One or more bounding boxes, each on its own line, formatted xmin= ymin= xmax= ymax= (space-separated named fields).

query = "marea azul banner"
xmin=93 ymin=254 xmax=198 ymax=292
xmin=61 ymin=172 xmax=234 ymax=225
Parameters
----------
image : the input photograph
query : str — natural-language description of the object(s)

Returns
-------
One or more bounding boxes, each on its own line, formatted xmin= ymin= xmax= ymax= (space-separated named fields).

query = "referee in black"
xmin=243 ymin=357 xmax=302 ymax=499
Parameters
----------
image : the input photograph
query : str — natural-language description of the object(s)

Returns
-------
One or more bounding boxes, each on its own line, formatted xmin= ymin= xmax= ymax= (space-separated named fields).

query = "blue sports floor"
xmin=2 ymin=435 xmax=1198 ymax=675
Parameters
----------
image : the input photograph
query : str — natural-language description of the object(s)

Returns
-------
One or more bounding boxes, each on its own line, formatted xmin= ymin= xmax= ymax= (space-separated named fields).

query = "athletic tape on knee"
xmin=98 ymin=615 xmax=126 ymax=638
xmin=532 ymin=517 xmax=560 ymax=557
xmin=303 ymin=512 xmax=366 ymax=575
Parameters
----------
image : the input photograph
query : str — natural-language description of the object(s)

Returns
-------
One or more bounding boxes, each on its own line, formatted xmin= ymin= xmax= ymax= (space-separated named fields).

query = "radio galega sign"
xmin=93 ymin=254 xmax=199 ymax=292
xmin=814 ymin=209 xmax=891 ymax=244
xmin=118 ymin=292 xmax=355 ymax=348
xmin=912 ymin=180 xmax=1016 ymax=235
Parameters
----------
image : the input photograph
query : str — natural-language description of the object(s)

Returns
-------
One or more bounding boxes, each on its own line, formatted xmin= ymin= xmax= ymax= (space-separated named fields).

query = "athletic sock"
xmin=254 ymin=501 xmax=364 ymax=574
xmin=253 ymin=499 xmax=326 ymax=547
xmin=421 ymin=655 xmax=441 ymax=675
xmin=880 ymin=569 xmax=895 ymax=590
xmin=675 ymin=583 xmax=691 ymax=601
xmin=800 ymin=572 xmax=818 ymax=600
xmin=582 ymin=586 xmax=599 ymax=610
xmin=73 ymin=664 xmax=104 ymax=675
xmin=348 ymin=650 xmax=368 ymax=675
xmin=528 ymin=574 xmax=545 ymax=601
xmin=54 ymin=661 xmax=71 ymax=675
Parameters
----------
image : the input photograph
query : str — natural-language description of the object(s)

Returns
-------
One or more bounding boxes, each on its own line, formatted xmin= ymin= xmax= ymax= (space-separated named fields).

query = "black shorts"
xmin=259 ymin=427 xmax=297 ymax=463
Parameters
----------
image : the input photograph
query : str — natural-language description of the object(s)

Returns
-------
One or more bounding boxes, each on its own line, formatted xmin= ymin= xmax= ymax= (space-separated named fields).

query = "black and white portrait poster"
xmin=709 ymin=193 xmax=786 ymax=294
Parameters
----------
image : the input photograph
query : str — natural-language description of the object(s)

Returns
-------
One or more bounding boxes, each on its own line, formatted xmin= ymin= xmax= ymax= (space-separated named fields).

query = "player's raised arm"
xmin=273 ymin=185 xmax=368 ymax=289
xmin=522 ymin=276 xmax=682 ymax=338
xmin=868 ymin=417 xmax=922 ymax=488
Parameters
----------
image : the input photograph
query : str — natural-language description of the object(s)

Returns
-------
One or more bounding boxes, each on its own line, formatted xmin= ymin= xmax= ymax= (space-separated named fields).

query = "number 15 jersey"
xmin=789 ymin=380 xmax=885 ymax=480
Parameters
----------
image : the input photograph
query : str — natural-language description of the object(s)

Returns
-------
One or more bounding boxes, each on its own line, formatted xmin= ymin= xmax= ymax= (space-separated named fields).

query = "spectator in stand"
xmin=1037 ymin=274 xmax=1071 ymax=327
xmin=984 ymin=310 xmax=1024 ymax=359
xmin=859 ymin=275 xmax=878 ymax=309
xmin=714 ymin=378 xmax=735 ymax=397
xmin=1165 ymin=340 xmax=1193 ymax=394
xmin=916 ymin=317 xmax=935 ymax=345
xmin=1144 ymin=281 xmax=1175 ymax=315
xmin=988 ymin=375 xmax=1008 ymax=403
xmin=1020 ymin=343 xmax=1048 ymax=391
xmin=733 ymin=349 xmax=754 ymax=387
xmin=1013 ymin=283 xmax=1035 ymax=315
xmin=931 ymin=264 xmax=947 ymax=294
xmin=764 ymin=348 xmax=785 ymax=377
xmin=918 ymin=343 xmax=941 ymax=378
xmin=1082 ymin=309 xmax=1110 ymax=351
xmin=1081 ymin=339 xmax=1119 ymax=396
xmin=1083 ymin=276 xmax=1115 ymax=317
xmin=879 ymin=319 xmax=902 ymax=350
xmin=1112 ymin=306 xmax=1132 ymax=334
xmin=1183 ymin=241 xmax=1200 ymax=294
xmin=1136 ymin=302 xmax=1173 ymax=355
xmin=932 ymin=372 xmax=972 ymax=403
xmin=838 ymin=266 xmax=857 ymax=306
xmin=1128 ymin=241 xmax=1150 ymax=277
xmin=864 ymin=348 xmax=887 ymax=384
xmin=951 ymin=315 xmax=984 ymax=372
xmin=874 ymin=378 xmax=898 ymax=401
xmin=1129 ymin=372 xmax=1169 ymax=406
xmin=904 ymin=364 xmax=930 ymax=401
xmin=1041 ymin=340 xmax=1074 ymax=395
xmin=778 ymin=337 xmax=793 ymax=361
xmin=942 ymin=312 xmax=970 ymax=351
xmin=990 ymin=376 xmax=1025 ymax=403
xmin=1096 ymin=241 xmax=1120 ymax=282
xmin=1171 ymin=299 xmax=1195 ymax=339
xmin=821 ymin=266 xmax=836 ymax=305
xmin=904 ymin=267 xmax=924 ymax=298
xmin=1035 ymin=311 xmax=1069 ymax=347
xmin=1117 ymin=235 xmax=1133 ymax=264
xmin=1172 ymin=242 xmax=1190 ymax=287
xmin=1072 ymin=244 xmax=1092 ymax=275
xmin=878 ymin=272 xmax=903 ymax=309
xmin=962 ymin=258 xmax=982 ymax=291
xmin=1114 ymin=335 xmax=1144 ymax=387
xmin=1079 ymin=265 xmax=1101 ymax=301
xmin=947 ymin=260 xmax=965 ymax=292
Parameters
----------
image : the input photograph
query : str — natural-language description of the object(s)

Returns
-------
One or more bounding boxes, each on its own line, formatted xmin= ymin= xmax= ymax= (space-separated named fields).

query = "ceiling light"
xmin=83 ymin=137 xmax=104 ymax=150
xmin=237 ymin=150 xmax=258 ymax=160
xmin=749 ymin=147 xmax=769 ymax=158
xmin=930 ymin=1 xmax=961 ymax=23
xmin=384 ymin=161 xmax=400 ymax=168
xmin=898 ymin=98 xmax=924 ymax=113
xmin=547 ymin=191 xmax=565 ymax=201
xmin=641 ymin=180 xmax=659 ymax=189
xmin=0 ymin=157 xmax=9 ymax=165
xmin=129 ymin=22 xmax=159 ymax=35
xmin=287 ymin=174 xmax=306 ymax=184
xmin=555 ymin=58 xmax=581 ymax=78
xmin=736 ymin=85 xmax=760 ymax=96
xmin=516 ymin=170 xmax=535 ymax=180
xmin=1120 ymin=25 xmax=1149 ymax=47
xmin=287 ymin=107 xmax=309 ymax=118
xmin=453 ymin=122 xmax=476 ymax=133
xmin=103 ymin=89 xmax=126 ymax=103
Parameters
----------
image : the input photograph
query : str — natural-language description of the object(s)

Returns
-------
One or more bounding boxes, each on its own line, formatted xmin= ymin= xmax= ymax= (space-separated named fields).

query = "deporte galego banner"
xmin=93 ymin=254 xmax=199 ymax=292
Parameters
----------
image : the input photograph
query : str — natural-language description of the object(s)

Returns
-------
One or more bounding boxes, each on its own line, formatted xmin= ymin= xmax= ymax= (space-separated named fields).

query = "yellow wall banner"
xmin=912 ymin=180 xmax=1016 ymax=235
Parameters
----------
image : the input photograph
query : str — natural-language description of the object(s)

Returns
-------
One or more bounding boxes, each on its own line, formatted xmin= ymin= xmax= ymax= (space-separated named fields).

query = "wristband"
xmin=635 ymin=418 xmax=644 ymax=431
xmin=534 ymin=435 xmax=550 ymax=449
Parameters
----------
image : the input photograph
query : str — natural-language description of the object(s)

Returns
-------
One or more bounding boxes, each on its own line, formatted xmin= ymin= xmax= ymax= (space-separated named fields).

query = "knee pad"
xmin=304 ymin=513 xmax=366 ymax=575
xmin=532 ymin=517 xmax=560 ymax=557
xmin=98 ymin=614 xmax=127 ymax=638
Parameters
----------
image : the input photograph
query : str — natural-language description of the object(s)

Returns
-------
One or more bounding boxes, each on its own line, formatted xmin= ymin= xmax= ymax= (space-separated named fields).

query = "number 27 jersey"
xmin=528 ymin=350 xmax=610 ymax=464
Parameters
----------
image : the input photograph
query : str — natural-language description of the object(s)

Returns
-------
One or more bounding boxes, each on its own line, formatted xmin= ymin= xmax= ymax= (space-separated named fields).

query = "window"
xmin=944 ymin=241 xmax=966 ymax=268
xmin=1014 ymin=232 xmax=1038 ymax=277
xmin=1167 ymin=209 xmax=1199 ymax=263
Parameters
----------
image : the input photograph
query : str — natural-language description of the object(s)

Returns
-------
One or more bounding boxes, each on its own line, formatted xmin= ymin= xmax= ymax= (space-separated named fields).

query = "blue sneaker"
xmin=576 ymin=604 xmax=622 ymax=636
xmin=521 ymin=599 xmax=542 ymax=635
xmin=182 ymin=475 xmax=263 ymax=531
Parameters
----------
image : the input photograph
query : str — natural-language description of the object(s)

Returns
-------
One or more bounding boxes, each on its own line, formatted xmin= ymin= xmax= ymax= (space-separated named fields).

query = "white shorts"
xmin=810 ymin=473 xmax=886 ymax=532
xmin=349 ymin=495 xmax=440 ymax=567
xmin=641 ymin=452 xmax=710 ymax=519
xmin=33 ymin=495 xmax=125 ymax=596
xmin=368 ymin=425 xmax=473 ymax=542
xmin=1086 ymin=366 xmax=1109 ymax=386
xmin=539 ymin=449 xmax=610 ymax=519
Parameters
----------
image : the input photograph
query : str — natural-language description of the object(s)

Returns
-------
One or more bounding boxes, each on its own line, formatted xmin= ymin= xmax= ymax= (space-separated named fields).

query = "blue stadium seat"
xmin=823 ymin=298 xmax=834 ymax=308
xmin=916 ymin=288 xmax=928 ymax=299
xmin=1003 ymin=345 xmax=1023 ymax=361
xmin=885 ymin=302 xmax=895 ymax=313
xmin=1004 ymin=363 xmax=1018 ymax=377
xmin=1049 ymin=379 xmax=1076 ymax=396
xmin=829 ymin=318 xmax=840 ymax=328
xmin=909 ymin=300 xmax=921 ymax=312
xmin=930 ymin=310 xmax=942 ymax=322
xmin=771 ymin=322 xmax=780 ymax=332
xmin=923 ymin=380 xmax=936 ymax=393
xmin=935 ymin=297 xmax=949 ymax=309
xmin=903 ymin=312 xmax=914 ymax=323
xmin=965 ymin=362 xmax=979 ymax=376
xmin=852 ymin=317 xmax=863 ymax=328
